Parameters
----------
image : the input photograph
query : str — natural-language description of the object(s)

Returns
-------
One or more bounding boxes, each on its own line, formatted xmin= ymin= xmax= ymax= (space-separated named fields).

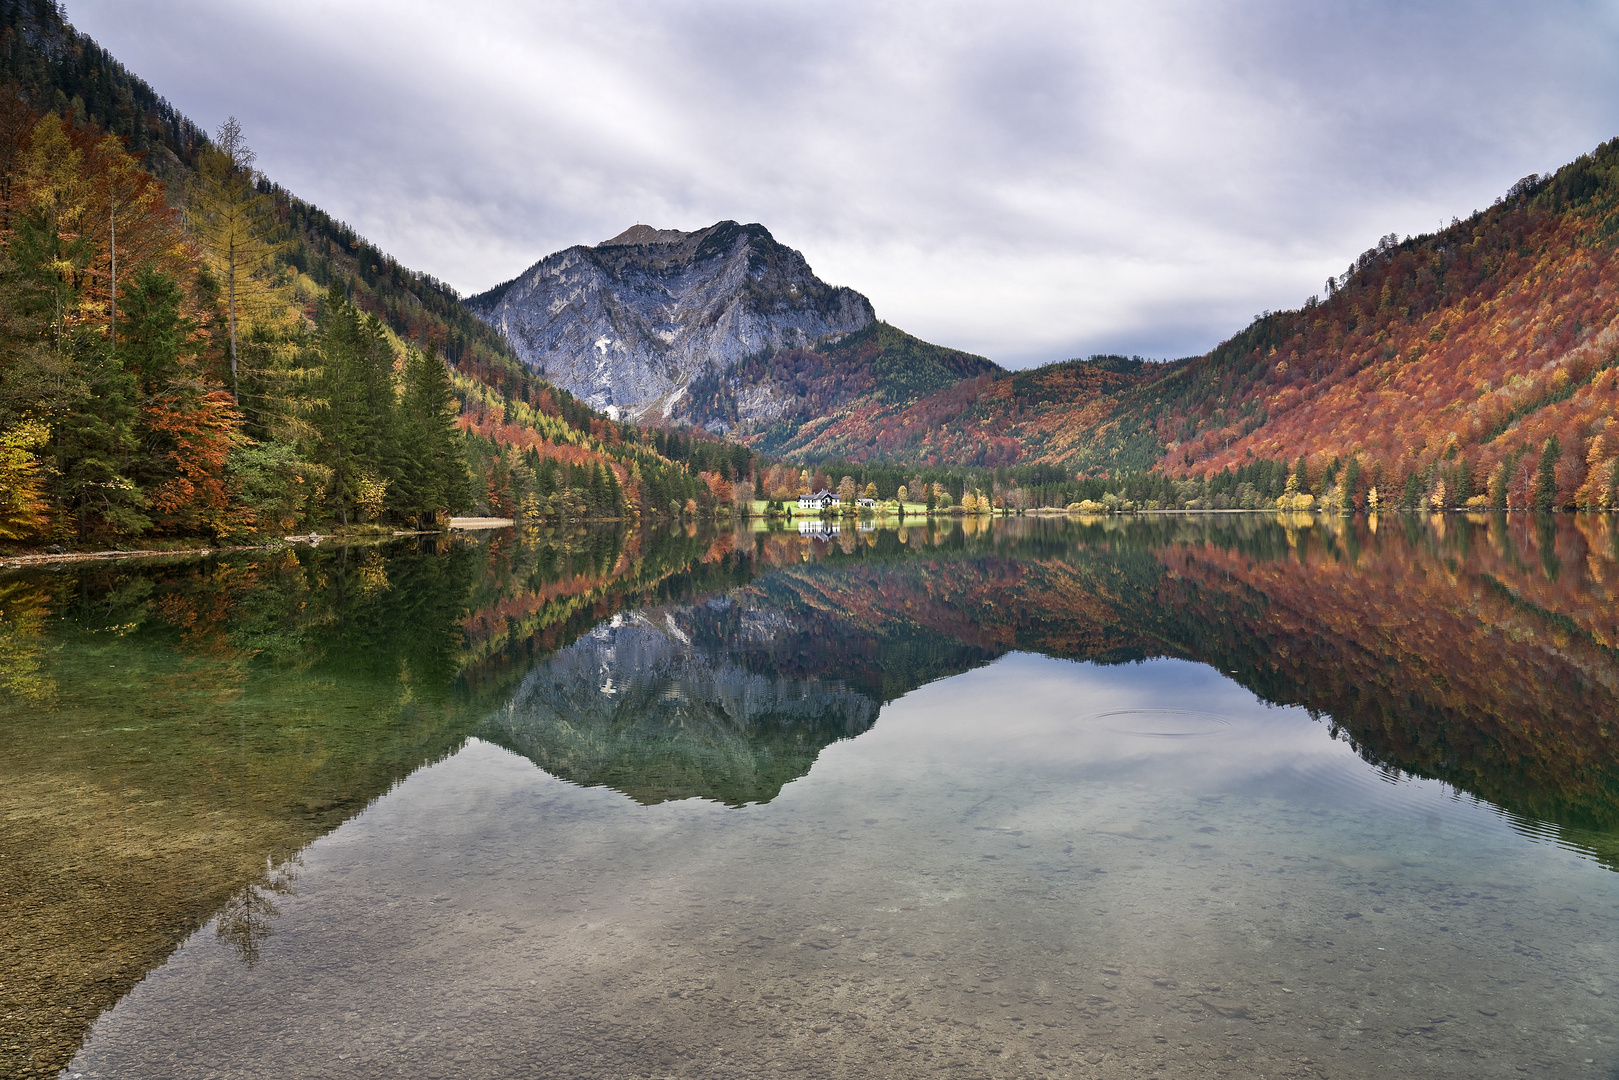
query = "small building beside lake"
xmin=798 ymin=490 xmax=839 ymax=510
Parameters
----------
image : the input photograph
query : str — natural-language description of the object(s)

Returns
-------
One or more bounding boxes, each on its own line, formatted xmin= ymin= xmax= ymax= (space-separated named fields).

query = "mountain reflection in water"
xmin=481 ymin=604 xmax=878 ymax=806
xmin=3 ymin=512 xmax=1618 ymax=1078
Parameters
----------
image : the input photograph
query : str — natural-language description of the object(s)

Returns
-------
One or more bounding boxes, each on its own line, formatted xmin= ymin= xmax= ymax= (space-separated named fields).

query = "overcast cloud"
xmin=67 ymin=0 xmax=1619 ymax=367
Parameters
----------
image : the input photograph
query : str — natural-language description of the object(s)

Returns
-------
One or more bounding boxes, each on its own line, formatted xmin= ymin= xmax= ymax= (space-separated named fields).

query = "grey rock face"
xmin=466 ymin=221 xmax=875 ymax=419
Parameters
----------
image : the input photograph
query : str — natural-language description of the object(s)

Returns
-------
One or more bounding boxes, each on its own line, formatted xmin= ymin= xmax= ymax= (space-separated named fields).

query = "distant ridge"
xmin=750 ymin=139 xmax=1619 ymax=512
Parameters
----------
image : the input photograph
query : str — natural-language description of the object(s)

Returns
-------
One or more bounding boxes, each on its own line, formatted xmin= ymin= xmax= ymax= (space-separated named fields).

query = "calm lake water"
xmin=4 ymin=514 xmax=1619 ymax=1079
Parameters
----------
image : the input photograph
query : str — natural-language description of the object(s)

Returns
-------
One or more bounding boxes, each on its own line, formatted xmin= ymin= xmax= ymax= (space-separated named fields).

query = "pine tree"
xmin=1534 ymin=436 xmax=1560 ymax=511
xmin=587 ymin=461 xmax=606 ymax=513
xmin=1402 ymin=471 xmax=1421 ymax=509
xmin=313 ymin=285 xmax=397 ymax=525
xmin=394 ymin=344 xmax=470 ymax=527
xmin=602 ymin=462 xmax=623 ymax=516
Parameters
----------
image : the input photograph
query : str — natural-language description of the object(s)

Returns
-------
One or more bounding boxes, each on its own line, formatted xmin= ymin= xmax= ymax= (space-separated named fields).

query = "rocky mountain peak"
xmin=599 ymin=224 xmax=692 ymax=247
xmin=467 ymin=220 xmax=875 ymax=420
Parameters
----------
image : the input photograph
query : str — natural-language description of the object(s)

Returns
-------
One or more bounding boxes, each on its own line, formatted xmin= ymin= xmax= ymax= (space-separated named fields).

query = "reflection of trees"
xmin=726 ymin=515 xmax=1619 ymax=859
xmin=12 ymin=509 xmax=1619 ymax=1080
xmin=0 ymin=579 xmax=56 ymax=704
xmin=215 ymin=856 xmax=300 ymax=968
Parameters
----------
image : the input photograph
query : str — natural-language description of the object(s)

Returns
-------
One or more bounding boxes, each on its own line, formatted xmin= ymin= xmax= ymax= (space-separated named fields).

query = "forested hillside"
xmin=1152 ymin=145 xmax=1619 ymax=511
xmin=679 ymin=321 xmax=1002 ymax=452
xmin=0 ymin=0 xmax=735 ymax=547
xmin=771 ymin=141 xmax=1619 ymax=512
xmin=736 ymin=351 xmax=1159 ymax=468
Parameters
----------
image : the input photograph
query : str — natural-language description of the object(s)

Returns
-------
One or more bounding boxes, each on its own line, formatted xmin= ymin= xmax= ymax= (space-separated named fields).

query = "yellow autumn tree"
xmin=0 ymin=418 xmax=49 ymax=538
xmin=185 ymin=118 xmax=286 ymax=401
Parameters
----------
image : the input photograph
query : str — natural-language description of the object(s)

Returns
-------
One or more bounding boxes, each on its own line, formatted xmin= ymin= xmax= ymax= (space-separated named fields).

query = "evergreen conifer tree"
xmin=1534 ymin=436 xmax=1560 ymax=511
xmin=395 ymin=344 xmax=470 ymax=527
xmin=1402 ymin=471 xmax=1422 ymax=509
xmin=313 ymin=285 xmax=398 ymax=525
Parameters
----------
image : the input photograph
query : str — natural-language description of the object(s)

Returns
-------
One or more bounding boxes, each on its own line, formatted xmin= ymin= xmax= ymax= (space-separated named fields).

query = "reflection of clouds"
xmin=68 ymin=654 xmax=1619 ymax=1080
xmin=851 ymin=653 xmax=1357 ymax=796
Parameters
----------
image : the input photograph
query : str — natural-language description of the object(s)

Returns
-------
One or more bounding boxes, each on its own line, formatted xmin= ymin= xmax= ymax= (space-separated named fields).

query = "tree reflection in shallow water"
xmin=213 ymin=856 xmax=299 ymax=968
xmin=5 ymin=512 xmax=1619 ymax=1078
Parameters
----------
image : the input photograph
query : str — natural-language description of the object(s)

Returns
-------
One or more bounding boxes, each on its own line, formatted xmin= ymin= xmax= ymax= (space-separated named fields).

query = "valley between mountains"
xmin=1 ymin=0 xmax=1617 ymax=555
xmin=473 ymin=148 xmax=1619 ymax=511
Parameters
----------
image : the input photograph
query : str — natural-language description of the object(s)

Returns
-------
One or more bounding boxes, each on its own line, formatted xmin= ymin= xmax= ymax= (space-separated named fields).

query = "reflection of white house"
xmin=798 ymin=490 xmax=839 ymax=510
xmin=798 ymin=519 xmax=841 ymax=537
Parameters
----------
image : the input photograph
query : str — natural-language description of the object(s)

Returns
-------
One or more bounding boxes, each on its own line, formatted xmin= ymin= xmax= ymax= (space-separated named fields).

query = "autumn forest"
xmin=1 ymin=0 xmax=1617 ymax=561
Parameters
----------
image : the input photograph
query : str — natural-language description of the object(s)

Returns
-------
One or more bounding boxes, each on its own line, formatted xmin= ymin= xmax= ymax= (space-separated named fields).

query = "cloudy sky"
xmin=69 ymin=0 xmax=1619 ymax=367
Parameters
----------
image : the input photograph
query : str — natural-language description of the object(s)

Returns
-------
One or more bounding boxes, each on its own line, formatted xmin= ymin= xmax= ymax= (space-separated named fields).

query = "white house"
xmin=797 ymin=519 xmax=841 ymax=537
xmin=798 ymin=490 xmax=839 ymax=510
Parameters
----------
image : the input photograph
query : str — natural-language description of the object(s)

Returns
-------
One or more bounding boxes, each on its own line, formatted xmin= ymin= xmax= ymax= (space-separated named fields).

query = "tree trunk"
xmin=227 ymin=242 xmax=239 ymax=402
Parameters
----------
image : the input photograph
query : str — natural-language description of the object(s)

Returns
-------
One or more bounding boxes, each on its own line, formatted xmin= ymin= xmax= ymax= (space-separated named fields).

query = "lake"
xmin=4 ymin=513 xmax=1618 ymax=1079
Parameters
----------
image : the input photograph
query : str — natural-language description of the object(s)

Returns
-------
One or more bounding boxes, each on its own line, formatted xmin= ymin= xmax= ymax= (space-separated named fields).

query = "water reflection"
xmin=213 ymin=857 xmax=300 ymax=968
xmin=481 ymin=603 xmax=877 ymax=806
xmin=5 ymin=512 xmax=1619 ymax=1079
xmin=63 ymin=655 xmax=1619 ymax=1079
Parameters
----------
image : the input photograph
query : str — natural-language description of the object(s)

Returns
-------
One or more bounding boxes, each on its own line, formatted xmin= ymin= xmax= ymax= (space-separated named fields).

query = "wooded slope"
xmin=0 ymin=0 xmax=736 ymax=542
xmin=768 ymin=140 xmax=1619 ymax=509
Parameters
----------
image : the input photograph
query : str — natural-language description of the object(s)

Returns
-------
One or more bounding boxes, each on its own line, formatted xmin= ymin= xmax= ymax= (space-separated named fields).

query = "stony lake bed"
xmin=5 ymin=514 xmax=1619 ymax=1078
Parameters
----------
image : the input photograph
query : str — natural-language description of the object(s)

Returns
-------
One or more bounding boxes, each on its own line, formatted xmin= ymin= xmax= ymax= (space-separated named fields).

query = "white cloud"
xmin=68 ymin=0 xmax=1619 ymax=366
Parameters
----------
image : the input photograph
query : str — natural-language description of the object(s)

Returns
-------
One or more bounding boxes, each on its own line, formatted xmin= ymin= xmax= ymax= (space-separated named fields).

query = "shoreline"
xmin=0 ymin=530 xmax=444 ymax=570
xmin=7 ymin=507 xmax=1601 ymax=569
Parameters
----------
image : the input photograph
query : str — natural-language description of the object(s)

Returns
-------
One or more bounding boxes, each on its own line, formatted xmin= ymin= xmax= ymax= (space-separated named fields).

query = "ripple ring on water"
xmin=1088 ymin=709 xmax=1231 ymax=738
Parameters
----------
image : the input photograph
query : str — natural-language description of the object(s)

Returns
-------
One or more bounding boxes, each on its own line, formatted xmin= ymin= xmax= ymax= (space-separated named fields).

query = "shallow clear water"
xmin=6 ymin=515 xmax=1619 ymax=1078
xmin=65 ymin=654 xmax=1619 ymax=1078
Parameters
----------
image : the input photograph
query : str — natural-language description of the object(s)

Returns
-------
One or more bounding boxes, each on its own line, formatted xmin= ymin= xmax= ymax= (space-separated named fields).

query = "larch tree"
xmin=838 ymin=475 xmax=857 ymax=505
xmin=185 ymin=118 xmax=282 ymax=403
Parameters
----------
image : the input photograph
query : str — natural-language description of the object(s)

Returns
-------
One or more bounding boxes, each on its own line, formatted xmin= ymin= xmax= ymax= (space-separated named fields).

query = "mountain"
xmin=467 ymin=221 xmax=876 ymax=420
xmin=0 ymin=0 xmax=732 ymax=541
xmin=743 ymin=350 xmax=1157 ymax=467
xmin=679 ymin=320 xmax=1003 ymax=451
xmin=775 ymin=140 xmax=1619 ymax=509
